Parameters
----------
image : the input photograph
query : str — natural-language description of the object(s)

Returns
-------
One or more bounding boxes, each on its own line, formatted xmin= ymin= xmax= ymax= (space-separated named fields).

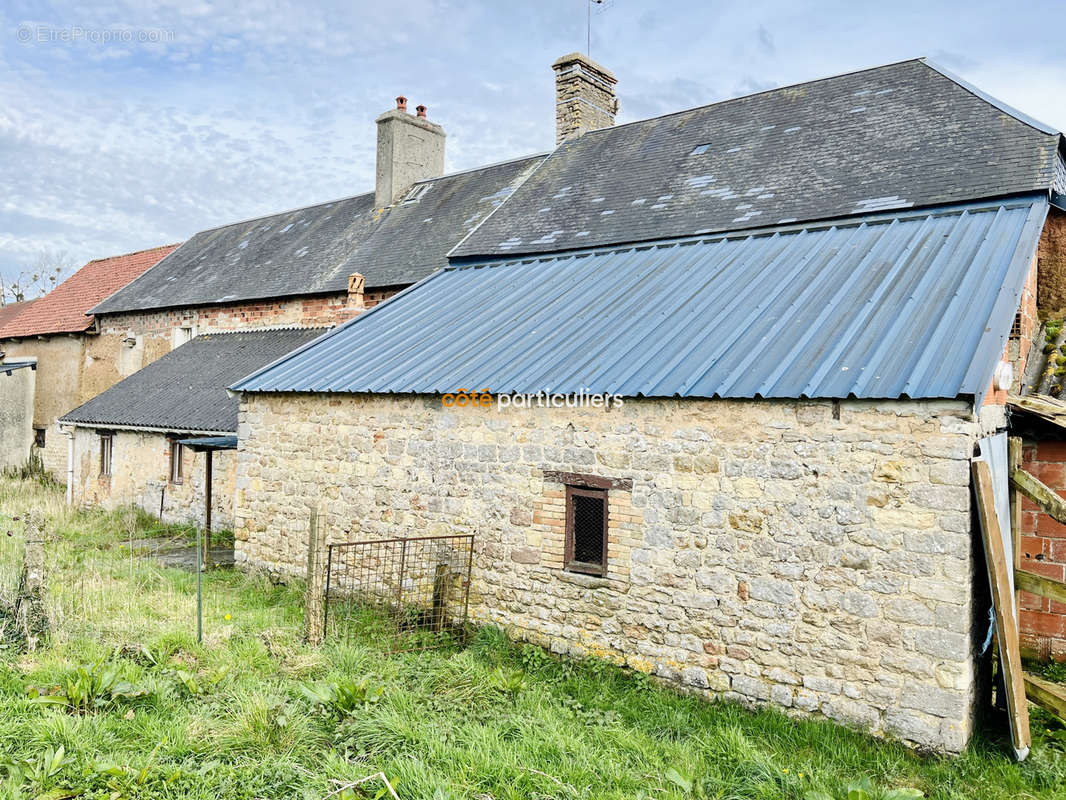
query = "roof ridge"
xmin=408 ymin=152 xmax=550 ymax=185
xmin=575 ymin=57 xmax=927 ymax=138
xmin=198 ymin=325 xmax=331 ymax=336
xmin=919 ymin=58 xmax=1060 ymax=136
xmin=84 ymin=243 xmax=183 ymax=264
xmin=193 ymin=190 xmax=377 ymax=236
xmin=190 ymin=153 xmax=553 ymax=238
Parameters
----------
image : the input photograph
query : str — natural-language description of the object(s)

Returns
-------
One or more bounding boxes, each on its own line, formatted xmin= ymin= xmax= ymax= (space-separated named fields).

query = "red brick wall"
xmin=1018 ymin=439 xmax=1066 ymax=660
xmin=91 ymin=289 xmax=400 ymax=383
xmin=983 ymin=256 xmax=1037 ymax=406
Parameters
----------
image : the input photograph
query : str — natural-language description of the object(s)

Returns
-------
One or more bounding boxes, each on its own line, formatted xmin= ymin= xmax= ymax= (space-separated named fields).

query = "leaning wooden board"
xmin=972 ymin=459 xmax=1030 ymax=760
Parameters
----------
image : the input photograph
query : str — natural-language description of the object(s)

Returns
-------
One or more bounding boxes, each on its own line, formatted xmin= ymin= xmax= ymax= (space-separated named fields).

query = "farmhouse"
xmin=58 ymin=328 xmax=322 ymax=526
xmin=227 ymin=57 xmax=1066 ymax=752
xmin=57 ymin=97 xmax=546 ymax=516
xmin=0 ymin=245 xmax=178 ymax=475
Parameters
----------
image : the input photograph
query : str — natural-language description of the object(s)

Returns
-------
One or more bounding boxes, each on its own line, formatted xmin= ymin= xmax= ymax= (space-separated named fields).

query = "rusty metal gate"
xmin=324 ymin=534 xmax=474 ymax=652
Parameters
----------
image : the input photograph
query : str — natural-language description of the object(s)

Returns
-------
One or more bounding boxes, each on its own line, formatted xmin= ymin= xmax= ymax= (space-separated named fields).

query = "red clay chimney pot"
xmin=416 ymin=104 xmax=427 ymax=118
xmin=396 ymin=96 xmax=407 ymax=111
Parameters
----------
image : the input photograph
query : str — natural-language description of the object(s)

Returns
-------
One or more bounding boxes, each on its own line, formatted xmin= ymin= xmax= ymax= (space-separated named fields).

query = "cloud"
xmin=0 ymin=0 xmax=1063 ymax=287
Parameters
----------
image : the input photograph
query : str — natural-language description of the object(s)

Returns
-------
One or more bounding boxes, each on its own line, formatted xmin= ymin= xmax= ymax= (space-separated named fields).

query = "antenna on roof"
xmin=587 ymin=0 xmax=608 ymax=58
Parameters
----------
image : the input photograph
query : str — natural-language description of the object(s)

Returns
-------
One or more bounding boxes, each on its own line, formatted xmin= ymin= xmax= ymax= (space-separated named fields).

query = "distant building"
xmin=227 ymin=57 xmax=1066 ymax=752
xmin=0 ymin=245 xmax=178 ymax=475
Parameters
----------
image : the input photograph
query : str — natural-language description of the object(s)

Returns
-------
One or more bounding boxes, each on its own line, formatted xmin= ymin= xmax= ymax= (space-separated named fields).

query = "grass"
xmin=1 ymin=475 xmax=1065 ymax=799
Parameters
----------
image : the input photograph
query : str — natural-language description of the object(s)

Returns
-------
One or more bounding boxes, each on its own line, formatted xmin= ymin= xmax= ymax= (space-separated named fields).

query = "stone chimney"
xmin=375 ymin=96 xmax=446 ymax=208
xmin=552 ymin=52 xmax=618 ymax=144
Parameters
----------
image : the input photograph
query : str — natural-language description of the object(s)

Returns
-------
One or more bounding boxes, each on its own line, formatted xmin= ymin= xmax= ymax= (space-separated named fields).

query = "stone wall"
xmin=1037 ymin=208 xmax=1066 ymax=317
xmin=234 ymin=392 xmax=986 ymax=752
xmin=71 ymin=427 xmax=235 ymax=529
xmin=0 ymin=362 xmax=35 ymax=471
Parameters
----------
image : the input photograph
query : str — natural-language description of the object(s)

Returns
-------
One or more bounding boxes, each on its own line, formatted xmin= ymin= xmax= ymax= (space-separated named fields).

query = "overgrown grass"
xmin=1 ymin=475 xmax=1065 ymax=799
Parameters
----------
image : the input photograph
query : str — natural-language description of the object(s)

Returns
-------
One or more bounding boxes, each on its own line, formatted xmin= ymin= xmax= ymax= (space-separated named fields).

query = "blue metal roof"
xmin=232 ymin=196 xmax=1048 ymax=402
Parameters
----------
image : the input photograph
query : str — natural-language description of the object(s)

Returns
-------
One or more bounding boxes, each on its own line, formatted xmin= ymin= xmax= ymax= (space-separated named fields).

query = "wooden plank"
xmin=1011 ymin=467 xmax=1066 ymax=526
xmin=1024 ymin=672 xmax=1066 ymax=722
xmin=1008 ymin=437 xmax=1022 ymax=570
xmin=1015 ymin=569 xmax=1066 ymax=605
xmin=973 ymin=459 xmax=1031 ymax=759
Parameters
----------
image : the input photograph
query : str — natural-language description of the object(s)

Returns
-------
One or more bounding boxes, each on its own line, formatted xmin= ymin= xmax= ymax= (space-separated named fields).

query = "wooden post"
xmin=304 ymin=507 xmax=327 ymax=646
xmin=1008 ymin=437 xmax=1022 ymax=570
xmin=203 ymin=451 xmax=213 ymax=569
xmin=15 ymin=511 xmax=49 ymax=651
xmin=973 ymin=459 xmax=1031 ymax=760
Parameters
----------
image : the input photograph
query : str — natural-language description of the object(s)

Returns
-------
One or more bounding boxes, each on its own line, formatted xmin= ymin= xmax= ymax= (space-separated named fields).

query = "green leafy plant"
xmin=0 ymin=745 xmax=76 ymax=795
xmin=27 ymin=662 xmax=148 ymax=713
xmin=663 ymin=765 xmax=709 ymax=798
xmin=95 ymin=740 xmax=180 ymax=798
xmin=490 ymin=667 xmax=528 ymax=704
xmin=804 ymin=777 xmax=923 ymax=800
xmin=299 ymin=676 xmax=385 ymax=717
xmin=167 ymin=666 xmax=228 ymax=696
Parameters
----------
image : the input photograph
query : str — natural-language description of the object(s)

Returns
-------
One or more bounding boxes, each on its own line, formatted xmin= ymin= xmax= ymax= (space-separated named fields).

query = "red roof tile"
xmin=0 ymin=244 xmax=180 ymax=338
xmin=0 ymin=299 xmax=36 ymax=331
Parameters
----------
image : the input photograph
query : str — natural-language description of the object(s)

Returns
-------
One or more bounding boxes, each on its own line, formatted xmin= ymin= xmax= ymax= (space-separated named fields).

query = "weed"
xmin=26 ymin=661 xmax=149 ymax=713
xmin=0 ymin=745 xmax=75 ymax=795
xmin=300 ymin=675 xmax=386 ymax=716
xmin=803 ymin=776 xmax=924 ymax=799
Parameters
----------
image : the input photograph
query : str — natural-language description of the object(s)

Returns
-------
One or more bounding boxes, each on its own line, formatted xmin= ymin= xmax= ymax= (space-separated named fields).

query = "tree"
xmin=0 ymin=248 xmax=77 ymax=306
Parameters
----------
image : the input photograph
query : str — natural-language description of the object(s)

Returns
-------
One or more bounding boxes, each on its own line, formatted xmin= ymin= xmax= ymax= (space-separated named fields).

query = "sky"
xmin=1 ymin=0 xmax=1065 ymax=289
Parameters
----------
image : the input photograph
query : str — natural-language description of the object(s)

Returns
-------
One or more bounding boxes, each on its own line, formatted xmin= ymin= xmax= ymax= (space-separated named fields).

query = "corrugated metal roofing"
xmin=233 ymin=196 xmax=1048 ymax=403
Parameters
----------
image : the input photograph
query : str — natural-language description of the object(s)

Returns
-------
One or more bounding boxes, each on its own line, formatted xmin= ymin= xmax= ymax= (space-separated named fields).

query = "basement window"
xmin=565 ymin=485 xmax=608 ymax=576
xmin=33 ymin=428 xmax=46 ymax=449
xmin=99 ymin=432 xmax=113 ymax=477
xmin=168 ymin=438 xmax=185 ymax=484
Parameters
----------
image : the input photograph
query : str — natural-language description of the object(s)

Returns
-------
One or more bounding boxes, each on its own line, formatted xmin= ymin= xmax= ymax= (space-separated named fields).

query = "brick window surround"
xmin=532 ymin=470 xmax=641 ymax=582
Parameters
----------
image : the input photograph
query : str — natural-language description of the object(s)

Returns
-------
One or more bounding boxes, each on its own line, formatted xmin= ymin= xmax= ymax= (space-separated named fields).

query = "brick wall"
xmin=94 ymin=289 xmax=398 ymax=383
xmin=235 ymin=393 xmax=988 ymax=752
xmin=1018 ymin=440 xmax=1066 ymax=660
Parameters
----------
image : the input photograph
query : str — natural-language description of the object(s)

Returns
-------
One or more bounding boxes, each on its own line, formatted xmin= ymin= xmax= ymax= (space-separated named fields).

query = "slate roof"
xmin=91 ymin=155 xmax=547 ymax=315
xmin=61 ymin=328 xmax=324 ymax=433
xmin=0 ymin=245 xmax=179 ymax=338
xmin=452 ymin=59 xmax=1063 ymax=259
xmin=233 ymin=196 xmax=1048 ymax=405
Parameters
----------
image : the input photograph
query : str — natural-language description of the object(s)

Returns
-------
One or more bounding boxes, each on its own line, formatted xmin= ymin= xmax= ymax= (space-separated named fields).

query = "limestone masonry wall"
xmin=71 ymin=428 xmax=235 ymax=529
xmin=234 ymin=393 xmax=985 ymax=752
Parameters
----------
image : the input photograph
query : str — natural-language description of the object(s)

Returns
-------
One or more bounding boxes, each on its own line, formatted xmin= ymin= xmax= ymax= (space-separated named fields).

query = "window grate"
xmin=565 ymin=485 xmax=607 ymax=576
xmin=1010 ymin=312 xmax=1022 ymax=339
xmin=100 ymin=433 xmax=113 ymax=477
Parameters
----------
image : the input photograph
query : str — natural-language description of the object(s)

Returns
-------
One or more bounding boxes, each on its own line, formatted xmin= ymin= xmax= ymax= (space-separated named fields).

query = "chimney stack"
xmin=375 ymin=97 xmax=445 ymax=208
xmin=552 ymin=52 xmax=618 ymax=144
